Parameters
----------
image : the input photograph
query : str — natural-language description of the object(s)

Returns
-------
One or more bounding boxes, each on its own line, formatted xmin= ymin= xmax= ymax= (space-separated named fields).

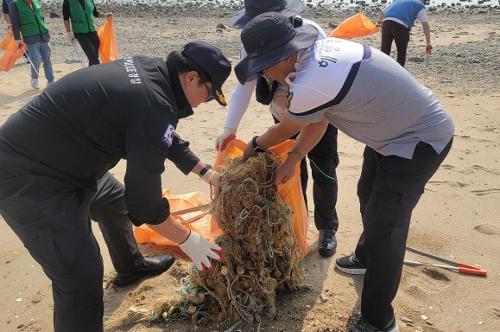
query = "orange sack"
xmin=133 ymin=138 xmax=310 ymax=254
xmin=212 ymin=139 xmax=310 ymax=254
xmin=0 ymin=27 xmax=13 ymax=50
xmin=0 ymin=28 xmax=26 ymax=71
xmin=134 ymin=191 xmax=216 ymax=247
xmin=330 ymin=12 xmax=379 ymax=39
xmin=97 ymin=16 xmax=120 ymax=63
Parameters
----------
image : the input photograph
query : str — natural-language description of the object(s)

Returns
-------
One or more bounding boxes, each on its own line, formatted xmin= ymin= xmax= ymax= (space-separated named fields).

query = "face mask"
xmin=255 ymin=76 xmax=279 ymax=106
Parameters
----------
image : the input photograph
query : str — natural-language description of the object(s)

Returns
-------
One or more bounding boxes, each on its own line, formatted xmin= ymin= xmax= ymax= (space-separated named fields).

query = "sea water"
xmin=43 ymin=0 xmax=500 ymax=8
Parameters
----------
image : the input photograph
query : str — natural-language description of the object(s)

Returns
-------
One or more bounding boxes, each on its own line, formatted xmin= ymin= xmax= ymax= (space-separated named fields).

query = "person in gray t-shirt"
xmin=236 ymin=13 xmax=453 ymax=332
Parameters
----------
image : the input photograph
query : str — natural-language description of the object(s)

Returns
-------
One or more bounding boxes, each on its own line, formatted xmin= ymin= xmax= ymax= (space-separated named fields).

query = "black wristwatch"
xmin=251 ymin=136 xmax=266 ymax=153
xmin=199 ymin=164 xmax=212 ymax=177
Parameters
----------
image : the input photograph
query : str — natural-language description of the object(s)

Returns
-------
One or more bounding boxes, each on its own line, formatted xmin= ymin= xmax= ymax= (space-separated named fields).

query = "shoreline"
xmin=36 ymin=1 xmax=500 ymax=18
xmin=1 ymin=5 xmax=499 ymax=332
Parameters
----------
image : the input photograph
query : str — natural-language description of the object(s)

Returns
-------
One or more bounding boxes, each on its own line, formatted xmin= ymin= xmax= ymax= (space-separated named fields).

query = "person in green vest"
xmin=8 ymin=0 xmax=55 ymax=89
xmin=63 ymin=0 xmax=111 ymax=66
xmin=3 ymin=0 xmax=31 ymax=65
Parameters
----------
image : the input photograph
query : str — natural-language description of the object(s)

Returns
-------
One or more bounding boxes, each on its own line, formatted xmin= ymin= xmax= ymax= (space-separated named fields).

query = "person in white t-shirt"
xmin=236 ymin=12 xmax=454 ymax=332
xmin=216 ymin=0 xmax=340 ymax=257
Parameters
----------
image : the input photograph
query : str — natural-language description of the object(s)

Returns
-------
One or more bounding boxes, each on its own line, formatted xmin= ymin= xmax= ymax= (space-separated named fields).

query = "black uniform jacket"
xmin=0 ymin=56 xmax=200 ymax=226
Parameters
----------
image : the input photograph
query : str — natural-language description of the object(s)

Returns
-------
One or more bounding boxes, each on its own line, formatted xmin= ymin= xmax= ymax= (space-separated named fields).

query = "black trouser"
xmin=354 ymin=140 xmax=452 ymax=329
xmin=381 ymin=20 xmax=410 ymax=67
xmin=0 ymin=171 xmax=143 ymax=332
xmin=300 ymin=124 xmax=340 ymax=231
xmin=75 ymin=31 xmax=100 ymax=66
xmin=274 ymin=116 xmax=340 ymax=231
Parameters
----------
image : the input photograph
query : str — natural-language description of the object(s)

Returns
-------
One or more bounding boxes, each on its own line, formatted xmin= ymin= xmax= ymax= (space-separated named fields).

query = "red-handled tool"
xmin=405 ymin=246 xmax=487 ymax=277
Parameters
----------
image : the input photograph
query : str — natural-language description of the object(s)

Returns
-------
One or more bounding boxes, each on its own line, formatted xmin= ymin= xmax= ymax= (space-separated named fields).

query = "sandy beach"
xmin=1 ymin=3 xmax=500 ymax=332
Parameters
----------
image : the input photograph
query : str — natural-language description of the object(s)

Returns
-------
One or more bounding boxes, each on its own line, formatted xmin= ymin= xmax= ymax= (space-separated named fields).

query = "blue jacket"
xmin=384 ymin=0 xmax=426 ymax=31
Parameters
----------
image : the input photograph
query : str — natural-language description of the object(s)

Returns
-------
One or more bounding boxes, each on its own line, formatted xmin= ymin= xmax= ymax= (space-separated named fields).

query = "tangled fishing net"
xmin=152 ymin=152 xmax=304 ymax=326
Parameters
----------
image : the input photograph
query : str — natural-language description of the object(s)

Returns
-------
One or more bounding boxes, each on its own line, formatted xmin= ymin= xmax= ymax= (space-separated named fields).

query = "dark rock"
xmin=49 ymin=12 xmax=60 ymax=18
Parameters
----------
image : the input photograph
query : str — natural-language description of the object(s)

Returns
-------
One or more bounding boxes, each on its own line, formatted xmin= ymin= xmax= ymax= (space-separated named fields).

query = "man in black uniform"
xmin=0 ymin=41 xmax=231 ymax=332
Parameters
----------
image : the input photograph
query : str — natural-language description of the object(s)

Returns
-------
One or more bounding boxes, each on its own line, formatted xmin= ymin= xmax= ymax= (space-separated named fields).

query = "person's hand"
xmin=274 ymin=151 xmax=302 ymax=186
xmin=66 ymin=31 xmax=75 ymax=43
xmin=215 ymin=127 xmax=236 ymax=151
xmin=209 ymin=170 xmax=220 ymax=187
xmin=200 ymin=169 xmax=220 ymax=188
xmin=14 ymin=39 xmax=22 ymax=48
xmin=375 ymin=20 xmax=382 ymax=28
xmin=105 ymin=12 xmax=112 ymax=18
xmin=425 ymin=44 xmax=432 ymax=54
xmin=179 ymin=230 xmax=222 ymax=271
xmin=242 ymin=140 xmax=257 ymax=161
xmin=242 ymin=136 xmax=266 ymax=161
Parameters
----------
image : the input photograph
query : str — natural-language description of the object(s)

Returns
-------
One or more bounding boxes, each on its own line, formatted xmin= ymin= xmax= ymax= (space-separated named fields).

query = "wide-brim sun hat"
xmin=235 ymin=12 xmax=318 ymax=84
xmin=229 ymin=0 xmax=305 ymax=29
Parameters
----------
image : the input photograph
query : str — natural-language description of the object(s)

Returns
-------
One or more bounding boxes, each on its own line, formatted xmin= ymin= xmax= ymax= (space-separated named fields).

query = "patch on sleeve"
xmin=161 ymin=124 xmax=176 ymax=147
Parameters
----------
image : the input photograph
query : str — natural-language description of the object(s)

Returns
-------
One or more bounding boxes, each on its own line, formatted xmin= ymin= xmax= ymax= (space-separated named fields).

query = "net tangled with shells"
xmin=152 ymin=152 xmax=304 ymax=326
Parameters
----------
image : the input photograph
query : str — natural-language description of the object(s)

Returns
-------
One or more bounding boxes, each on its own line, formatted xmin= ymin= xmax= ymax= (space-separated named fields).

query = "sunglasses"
xmin=204 ymin=82 xmax=215 ymax=102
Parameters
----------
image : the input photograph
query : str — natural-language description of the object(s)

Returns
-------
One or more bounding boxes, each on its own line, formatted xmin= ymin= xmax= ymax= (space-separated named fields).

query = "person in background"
xmin=2 ymin=0 xmax=31 ymax=64
xmin=376 ymin=0 xmax=432 ymax=67
xmin=63 ymin=0 xmax=111 ymax=66
xmin=8 ymin=0 xmax=53 ymax=88
xmin=216 ymin=0 xmax=340 ymax=257
xmin=2 ymin=0 xmax=12 ymax=25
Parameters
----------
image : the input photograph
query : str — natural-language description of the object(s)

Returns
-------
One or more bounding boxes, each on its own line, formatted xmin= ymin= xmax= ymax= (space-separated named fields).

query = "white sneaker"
xmin=31 ymin=79 xmax=39 ymax=90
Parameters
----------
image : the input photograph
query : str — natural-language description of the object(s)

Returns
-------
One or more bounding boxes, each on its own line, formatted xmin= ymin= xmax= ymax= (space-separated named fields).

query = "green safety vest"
xmin=14 ymin=0 xmax=48 ymax=37
xmin=68 ymin=0 xmax=96 ymax=34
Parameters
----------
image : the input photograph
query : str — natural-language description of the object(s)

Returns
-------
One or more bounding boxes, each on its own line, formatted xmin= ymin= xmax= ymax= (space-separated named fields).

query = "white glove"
xmin=66 ymin=31 xmax=75 ymax=43
xmin=201 ymin=169 xmax=220 ymax=188
xmin=179 ymin=230 xmax=221 ymax=271
xmin=215 ymin=127 xmax=237 ymax=151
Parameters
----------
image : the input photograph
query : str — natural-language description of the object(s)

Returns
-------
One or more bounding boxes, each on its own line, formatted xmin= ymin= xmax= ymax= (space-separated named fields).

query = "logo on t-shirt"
xmin=161 ymin=124 xmax=175 ymax=147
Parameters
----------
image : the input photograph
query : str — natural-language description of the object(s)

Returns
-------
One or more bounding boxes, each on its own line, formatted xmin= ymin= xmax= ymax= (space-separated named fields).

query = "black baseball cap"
xmin=229 ymin=0 xmax=305 ymax=29
xmin=181 ymin=41 xmax=231 ymax=106
xmin=234 ymin=12 xmax=318 ymax=84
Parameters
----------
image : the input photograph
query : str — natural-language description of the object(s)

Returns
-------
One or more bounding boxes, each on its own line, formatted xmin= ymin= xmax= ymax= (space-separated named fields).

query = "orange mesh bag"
xmin=0 ymin=29 xmax=26 ymax=71
xmin=133 ymin=139 xmax=310 ymax=254
xmin=213 ymin=138 xmax=310 ymax=254
xmin=97 ymin=16 xmax=120 ymax=63
xmin=330 ymin=12 xmax=379 ymax=39
xmin=134 ymin=191 xmax=215 ymax=248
